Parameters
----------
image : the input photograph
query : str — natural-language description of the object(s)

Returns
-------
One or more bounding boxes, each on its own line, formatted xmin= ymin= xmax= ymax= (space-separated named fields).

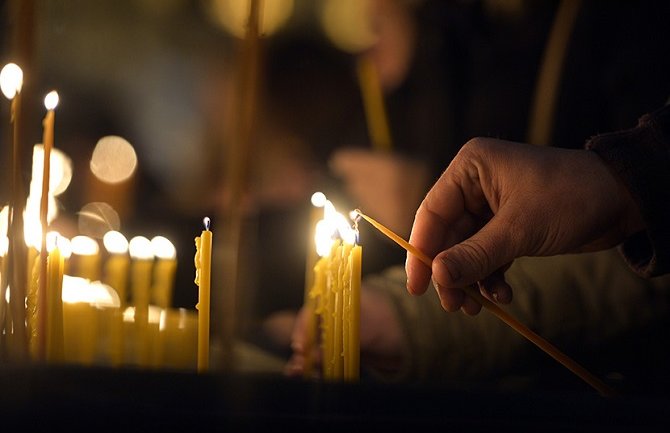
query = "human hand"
xmin=406 ymin=137 xmax=645 ymax=314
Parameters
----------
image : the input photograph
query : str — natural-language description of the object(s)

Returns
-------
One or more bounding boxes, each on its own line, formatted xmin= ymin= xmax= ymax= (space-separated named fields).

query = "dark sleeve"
xmin=585 ymin=104 xmax=670 ymax=277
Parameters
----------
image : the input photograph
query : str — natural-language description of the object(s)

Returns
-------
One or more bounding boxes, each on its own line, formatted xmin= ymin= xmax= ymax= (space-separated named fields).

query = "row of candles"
xmin=1 ymin=60 xmax=362 ymax=380
xmin=0 ymin=61 xmax=212 ymax=371
xmin=304 ymin=193 xmax=362 ymax=381
xmin=0 ymin=228 xmax=197 ymax=369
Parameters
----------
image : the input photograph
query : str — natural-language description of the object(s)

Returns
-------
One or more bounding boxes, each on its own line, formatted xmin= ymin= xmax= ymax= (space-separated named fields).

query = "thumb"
xmin=433 ymin=216 xmax=518 ymax=289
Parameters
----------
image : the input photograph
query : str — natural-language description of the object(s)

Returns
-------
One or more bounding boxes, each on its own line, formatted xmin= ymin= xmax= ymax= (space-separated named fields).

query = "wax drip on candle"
xmin=349 ymin=210 xmax=361 ymax=245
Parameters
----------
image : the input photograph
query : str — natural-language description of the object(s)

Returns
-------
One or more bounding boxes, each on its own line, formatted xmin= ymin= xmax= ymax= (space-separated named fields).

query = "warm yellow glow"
xmin=44 ymin=90 xmax=59 ymax=110
xmin=204 ymin=0 xmax=293 ymax=38
xmin=159 ymin=307 xmax=191 ymax=332
xmin=103 ymin=230 xmax=128 ymax=255
xmin=77 ymin=202 xmax=121 ymax=239
xmin=61 ymin=275 xmax=120 ymax=308
xmin=321 ymin=0 xmax=377 ymax=53
xmin=71 ymin=235 xmax=99 ymax=256
xmin=23 ymin=212 xmax=43 ymax=250
xmin=0 ymin=206 xmax=8 ymax=237
xmin=90 ymin=135 xmax=137 ymax=184
xmin=0 ymin=63 xmax=23 ymax=99
xmin=46 ymin=231 xmax=69 ymax=253
xmin=314 ymin=197 xmax=357 ymax=257
xmin=0 ymin=236 xmax=8 ymax=257
xmin=123 ymin=305 xmax=162 ymax=324
xmin=58 ymin=236 xmax=72 ymax=259
xmin=310 ymin=191 xmax=327 ymax=208
xmin=129 ymin=236 xmax=153 ymax=260
xmin=151 ymin=236 xmax=176 ymax=260
xmin=31 ymin=145 xmax=73 ymax=197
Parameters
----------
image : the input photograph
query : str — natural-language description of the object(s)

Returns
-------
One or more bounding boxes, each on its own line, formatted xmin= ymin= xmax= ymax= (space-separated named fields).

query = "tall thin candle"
xmin=37 ymin=90 xmax=58 ymax=360
xmin=1 ymin=63 xmax=28 ymax=359
xmin=195 ymin=217 xmax=212 ymax=372
xmin=46 ymin=235 xmax=64 ymax=363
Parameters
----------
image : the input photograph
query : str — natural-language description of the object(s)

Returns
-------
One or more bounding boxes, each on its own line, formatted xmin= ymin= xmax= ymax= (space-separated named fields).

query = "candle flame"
xmin=151 ymin=235 xmax=176 ymax=260
xmin=103 ymin=230 xmax=129 ymax=254
xmin=0 ymin=236 xmax=8 ymax=257
xmin=314 ymin=196 xmax=357 ymax=257
xmin=44 ymin=90 xmax=59 ymax=110
xmin=203 ymin=216 xmax=211 ymax=231
xmin=23 ymin=212 xmax=43 ymax=250
xmin=46 ymin=231 xmax=70 ymax=256
xmin=129 ymin=236 xmax=154 ymax=260
xmin=310 ymin=192 xmax=327 ymax=208
xmin=71 ymin=235 xmax=100 ymax=256
xmin=0 ymin=63 xmax=23 ymax=99
xmin=0 ymin=206 xmax=8 ymax=237
xmin=62 ymin=276 xmax=120 ymax=308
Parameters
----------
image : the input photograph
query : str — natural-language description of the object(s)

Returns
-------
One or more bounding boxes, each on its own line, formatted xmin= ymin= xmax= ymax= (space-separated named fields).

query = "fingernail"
xmin=441 ymin=257 xmax=461 ymax=282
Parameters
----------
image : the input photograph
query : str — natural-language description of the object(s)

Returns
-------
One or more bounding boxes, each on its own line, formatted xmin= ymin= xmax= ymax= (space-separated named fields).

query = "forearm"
xmin=364 ymin=250 xmax=670 ymax=383
xmin=586 ymin=104 xmax=670 ymax=277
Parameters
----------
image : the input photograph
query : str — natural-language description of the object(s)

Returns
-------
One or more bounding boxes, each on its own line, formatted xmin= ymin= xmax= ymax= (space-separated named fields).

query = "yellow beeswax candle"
xmin=303 ymin=192 xmax=326 ymax=378
xmin=151 ymin=236 xmax=177 ymax=309
xmin=62 ymin=292 xmax=98 ymax=365
xmin=311 ymin=197 xmax=361 ymax=381
xmin=129 ymin=235 xmax=154 ymax=367
xmin=347 ymin=244 xmax=362 ymax=381
xmin=103 ymin=230 xmax=129 ymax=366
xmin=159 ymin=308 xmax=198 ymax=370
xmin=46 ymin=239 xmax=65 ymax=363
xmin=103 ymin=231 xmax=129 ymax=306
xmin=356 ymin=54 xmax=392 ymax=152
xmin=195 ymin=217 xmax=212 ymax=372
xmin=26 ymin=248 xmax=40 ymax=359
xmin=71 ymin=235 xmax=101 ymax=281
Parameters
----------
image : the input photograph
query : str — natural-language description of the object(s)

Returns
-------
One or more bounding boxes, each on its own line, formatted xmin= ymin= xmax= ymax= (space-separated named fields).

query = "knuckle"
xmin=457 ymin=238 xmax=493 ymax=278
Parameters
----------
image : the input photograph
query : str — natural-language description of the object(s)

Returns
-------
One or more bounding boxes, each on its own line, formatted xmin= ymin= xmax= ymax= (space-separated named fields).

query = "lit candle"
xmin=62 ymin=276 xmax=120 ymax=366
xmin=129 ymin=235 xmax=154 ymax=367
xmin=194 ymin=217 xmax=212 ymax=372
xmin=151 ymin=236 xmax=177 ymax=309
xmin=1 ymin=63 xmax=28 ymax=359
xmin=38 ymin=91 xmax=59 ymax=360
xmin=71 ymin=235 xmax=100 ymax=281
xmin=0 ymin=235 xmax=7 ymax=323
xmin=24 ymin=227 xmax=40 ymax=359
xmin=103 ymin=230 xmax=130 ymax=366
xmin=46 ymin=233 xmax=65 ymax=363
xmin=312 ymin=198 xmax=361 ymax=381
xmin=103 ymin=231 xmax=129 ymax=305
xmin=303 ymin=192 xmax=326 ymax=378
xmin=347 ymin=224 xmax=362 ymax=381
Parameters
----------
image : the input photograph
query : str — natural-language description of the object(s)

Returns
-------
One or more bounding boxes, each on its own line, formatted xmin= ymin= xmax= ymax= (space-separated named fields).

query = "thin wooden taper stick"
xmin=355 ymin=210 xmax=618 ymax=397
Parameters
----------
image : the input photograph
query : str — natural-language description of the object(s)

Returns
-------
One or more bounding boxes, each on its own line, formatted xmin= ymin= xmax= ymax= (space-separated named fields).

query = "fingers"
xmin=432 ymin=270 xmax=513 ymax=315
xmin=432 ymin=213 xmax=518 ymax=291
xmin=406 ymin=178 xmax=465 ymax=295
xmin=478 ymin=269 xmax=513 ymax=305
